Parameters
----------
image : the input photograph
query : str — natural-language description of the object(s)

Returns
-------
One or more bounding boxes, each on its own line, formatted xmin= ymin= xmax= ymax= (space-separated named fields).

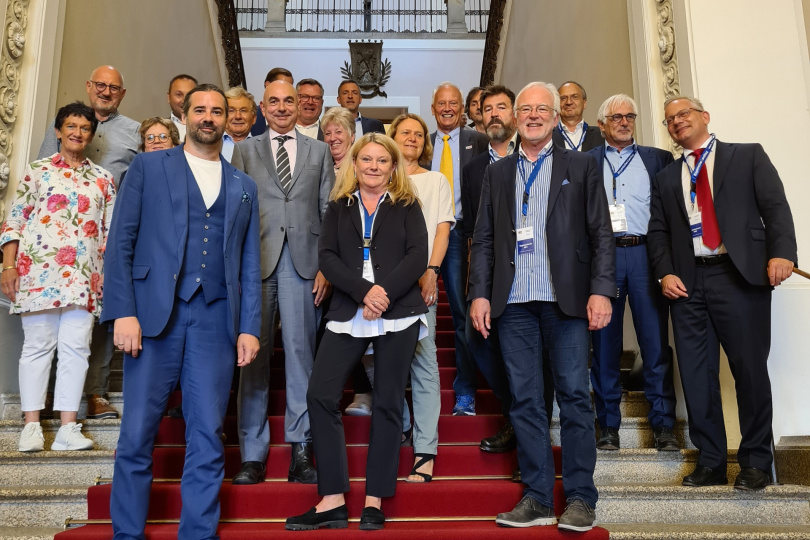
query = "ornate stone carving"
xmin=0 ymin=0 xmax=29 ymax=212
xmin=656 ymin=0 xmax=680 ymax=154
xmin=479 ymin=0 xmax=506 ymax=87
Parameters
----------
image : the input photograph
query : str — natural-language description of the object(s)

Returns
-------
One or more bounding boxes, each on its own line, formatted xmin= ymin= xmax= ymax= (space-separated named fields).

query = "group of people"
xmin=0 ymin=63 xmax=797 ymax=538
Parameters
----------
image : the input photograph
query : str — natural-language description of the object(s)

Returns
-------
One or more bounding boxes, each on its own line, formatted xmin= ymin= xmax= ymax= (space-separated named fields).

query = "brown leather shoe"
xmin=86 ymin=394 xmax=118 ymax=419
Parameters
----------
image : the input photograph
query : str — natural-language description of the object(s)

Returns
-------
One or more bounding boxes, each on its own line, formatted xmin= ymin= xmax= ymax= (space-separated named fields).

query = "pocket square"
xmin=241 ymin=191 xmax=251 ymax=203
xmin=466 ymin=145 xmax=473 ymax=150
xmin=562 ymin=179 xmax=570 ymax=186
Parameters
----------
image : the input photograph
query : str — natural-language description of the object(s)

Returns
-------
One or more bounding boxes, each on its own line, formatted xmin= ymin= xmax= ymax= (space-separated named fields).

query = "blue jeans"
xmin=442 ymin=225 xmax=475 ymax=396
xmin=498 ymin=301 xmax=597 ymax=508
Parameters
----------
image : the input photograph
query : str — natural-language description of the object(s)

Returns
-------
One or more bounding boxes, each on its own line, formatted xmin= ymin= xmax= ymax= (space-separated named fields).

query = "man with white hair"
xmin=469 ymin=81 xmax=614 ymax=532
xmin=586 ymin=94 xmax=677 ymax=453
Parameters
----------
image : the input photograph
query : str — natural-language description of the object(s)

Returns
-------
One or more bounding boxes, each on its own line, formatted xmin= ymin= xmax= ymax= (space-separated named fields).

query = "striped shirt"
xmin=508 ymin=141 xmax=556 ymax=304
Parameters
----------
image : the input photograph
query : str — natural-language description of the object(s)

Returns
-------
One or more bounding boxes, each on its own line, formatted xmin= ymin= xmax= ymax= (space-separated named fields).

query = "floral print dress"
xmin=0 ymin=154 xmax=116 ymax=316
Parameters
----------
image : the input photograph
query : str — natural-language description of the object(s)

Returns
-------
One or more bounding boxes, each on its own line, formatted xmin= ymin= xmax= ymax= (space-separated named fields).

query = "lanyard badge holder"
xmin=558 ymin=123 xmax=589 ymax=151
xmin=516 ymin=149 xmax=552 ymax=255
xmin=361 ymin=194 xmax=386 ymax=281
xmin=604 ymin=145 xmax=638 ymax=233
xmin=686 ymin=135 xmax=716 ymax=240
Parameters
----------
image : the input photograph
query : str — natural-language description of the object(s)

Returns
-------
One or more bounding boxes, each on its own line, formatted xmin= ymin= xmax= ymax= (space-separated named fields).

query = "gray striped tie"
xmin=274 ymin=135 xmax=292 ymax=193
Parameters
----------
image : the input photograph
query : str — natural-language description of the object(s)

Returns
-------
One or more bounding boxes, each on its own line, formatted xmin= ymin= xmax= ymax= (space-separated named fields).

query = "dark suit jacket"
xmin=430 ymin=128 xmax=489 ymax=220
xmin=552 ymin=124 xmax=604 ymax=153
xmin=586 ymin=143 xmax=674 ymax=192
xmin=250 ymin=109 xmax=267 ymax=137
xmin=319 ymin=196 xmax=429 ymax=322
xmin=469 ymin=145 xmax=616 ymax=319
xmin=648 ymin=141 xmax=797 ymax=293
xmin=101 ymin=145 xmax=262 ymax=343
xmin=360 ymin=116 xmax=385 ymax=135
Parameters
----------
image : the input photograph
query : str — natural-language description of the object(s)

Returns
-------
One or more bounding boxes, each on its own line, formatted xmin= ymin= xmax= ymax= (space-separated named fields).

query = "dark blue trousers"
xmin=111 ymin=294 xmax=235 ymax=540
xmin=442 ymin=225 xmax=476 ymax=397
xmin=591 ymin=243 xmax=676 ymax=430
xmin=498 ymin=301 xmax=597 ymax=509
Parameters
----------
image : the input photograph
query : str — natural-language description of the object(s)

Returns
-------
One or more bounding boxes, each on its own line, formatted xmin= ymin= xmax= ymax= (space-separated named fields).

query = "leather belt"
xmin=695 ymin=253 xmax=730 ymax=266
xmin=615 ymin=235 xmax=646 ymax=247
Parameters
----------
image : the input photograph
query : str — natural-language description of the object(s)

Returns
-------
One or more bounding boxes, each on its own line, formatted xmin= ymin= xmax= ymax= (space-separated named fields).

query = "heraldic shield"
xmin=341 ymin=40 xmax=392 ymax=99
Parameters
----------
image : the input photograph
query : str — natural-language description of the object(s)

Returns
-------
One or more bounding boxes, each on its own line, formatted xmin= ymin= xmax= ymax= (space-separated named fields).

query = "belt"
xmin=695 ymin=253 xmax=730 ymax=266
xmin=615 ymin=235 xmax=646 ymax=247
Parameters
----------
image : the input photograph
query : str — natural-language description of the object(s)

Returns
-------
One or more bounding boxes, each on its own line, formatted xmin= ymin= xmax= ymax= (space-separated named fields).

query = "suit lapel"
xmin=371 ymin=195 xmax=392 ymax=237
xmin=459 ymin=130 xmax=472 ymax=170
xmin=255 ymin=132 xmax=280 ymax=189
xmin=669 ymin=157 xmax=689 ymax=221
xmin=712 ymin=141 xmax=732 ymax=197
xmin=222 ymin=158 xmax=242 ymax=245
xmin=637 ymin=146 xmax=657 ymax=184
xmin=290 ymin=134 xmax=310 ymax=191
xmin=504 ymin=155 xmax=518 ymax=229
xmin=164 ymin=146 xmax=190 ymax=264
xmin=546 ymin=147 xmax=569 ymax=217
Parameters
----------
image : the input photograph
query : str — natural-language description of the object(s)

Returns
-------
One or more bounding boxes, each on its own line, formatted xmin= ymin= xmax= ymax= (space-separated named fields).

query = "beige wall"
xmin=54 ymin=0 xmax=225 ymax=125
xmin=497 ymin=0 xmax=633 ymax=125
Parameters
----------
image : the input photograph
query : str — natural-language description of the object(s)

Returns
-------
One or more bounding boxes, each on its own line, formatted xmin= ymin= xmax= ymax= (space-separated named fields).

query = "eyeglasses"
xmin=298 ymin=94 xmax=323 ymax=103
xmin=662 ymin=107 xmax=701 ymax=126
xmin=145 ymin=133 xmax=170 ymax=143
xmin=228 ymin=107 xmax=254 ymax=116
xmin=606 ymin=113 xmax=637 ymax=124
xmin=89 ymin=81 xmax=123 ymax=95
xmin=516 ymin=104 xmax=555 ymax=117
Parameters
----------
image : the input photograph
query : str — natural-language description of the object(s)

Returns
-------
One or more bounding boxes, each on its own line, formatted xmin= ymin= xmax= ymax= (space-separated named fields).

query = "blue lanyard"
xmin=605 ymin=144 xmax=638 ymax=202
xmin=520 ymin=147 xmax=553 ymax=217
xmin=361 ymin=194 xmax=386 ymax=261
xmin=558 ymin=122 xmax=588 ymax=151
xmin=686 ymin=135 xmax=716 ymax=205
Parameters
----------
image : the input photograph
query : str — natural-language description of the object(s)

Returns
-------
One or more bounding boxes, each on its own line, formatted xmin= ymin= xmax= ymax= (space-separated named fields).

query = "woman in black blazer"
xmin=286 ymin=133 xmax=428 ymax=532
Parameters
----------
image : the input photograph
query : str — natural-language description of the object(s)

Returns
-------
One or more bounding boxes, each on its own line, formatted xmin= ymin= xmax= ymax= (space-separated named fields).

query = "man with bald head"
xmin=37 ymin=64 xmax=140 ymax=421
xmin=230 ymin=80 xmax=335 ymax=486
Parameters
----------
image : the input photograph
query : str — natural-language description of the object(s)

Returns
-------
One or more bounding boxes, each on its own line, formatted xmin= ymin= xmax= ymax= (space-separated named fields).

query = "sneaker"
xmin=86 ymin=394 xmax=118 ymax=419
xmin=558 ymin=499 xmax=596 ymax=532
xmin=496 ymin=495 xmax=556 ymax=527
xmin=18 ymin=422 xmax=45 ymax=452
xmin=452 ymin=394 xmax=476 ymax=416
xmin=653 ymin=425 xmax=680 ymax=451
xmin=344 ymin=392 xmax=372 ymax=416
xmin=51 ymin=422 xmax=93 ymax=451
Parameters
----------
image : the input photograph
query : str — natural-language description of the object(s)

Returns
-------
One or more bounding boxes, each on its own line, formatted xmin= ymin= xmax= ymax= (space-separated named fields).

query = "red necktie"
xmin=692 ymin=148 xmax=721 ymax=249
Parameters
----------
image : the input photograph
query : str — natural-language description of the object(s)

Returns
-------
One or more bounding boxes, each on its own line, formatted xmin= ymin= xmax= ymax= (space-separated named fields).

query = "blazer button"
xmin=280 ymin=227 xmax=285 ymax=232
xmin=374 ymin=264 xmax=380 ymax=270
xmin=510 ymin=261 xmax=515 ymax=266
xmin=285 ymin=198 xmax=290 ymax=202
xmin=173 ymin=274 xmax=177 ymax=280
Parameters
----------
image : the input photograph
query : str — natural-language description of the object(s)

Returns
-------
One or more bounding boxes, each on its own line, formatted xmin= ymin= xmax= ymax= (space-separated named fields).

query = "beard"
xmin=486 ymin=120 xmax=513 ymax=142
xmin=188 ymin=120 xmax=225 ymax=145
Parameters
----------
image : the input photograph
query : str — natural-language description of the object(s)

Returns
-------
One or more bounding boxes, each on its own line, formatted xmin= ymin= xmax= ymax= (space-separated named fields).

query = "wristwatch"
xmin=427 ymin=265 xmax=441 ymax=276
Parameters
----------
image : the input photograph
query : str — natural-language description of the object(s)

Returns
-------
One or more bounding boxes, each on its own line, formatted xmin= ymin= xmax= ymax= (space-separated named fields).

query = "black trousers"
xmin=670 ymin=260 xmax=773 ymax=471
xmin=307 ymin=323 xmax=420 ymax=497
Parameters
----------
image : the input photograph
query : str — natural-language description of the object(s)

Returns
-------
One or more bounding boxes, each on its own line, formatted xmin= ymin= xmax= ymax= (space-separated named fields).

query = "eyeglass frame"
xmin=298 ymin=94 xmax=324 ymax=103
xmin=89 ymin=80 xmax=123 ymax=95
xmin=662 ymin=107 xmax=703 ymax=127
xmin=605 ymin=113 xmax=638 ymax=124
xmin=516 ymin=104 xmax=556 ymax=117
xmin=145 ymin=133 xmax=170 ymax=143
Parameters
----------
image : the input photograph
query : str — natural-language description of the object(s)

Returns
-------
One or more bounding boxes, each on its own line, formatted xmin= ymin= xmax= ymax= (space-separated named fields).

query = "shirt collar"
xmin=561 ymin=120 xmax=584 ymax=134
xmin=682 ymin=135 xmax=714 ymax=160
xmin=518 ymin=139 xmax=554 ymax=163
xmin=52 ymin=153 xmax=91 ymax=170
xmin=297 ymin=121 xmax=319 ymax=129
xmin=488 ymin=132 xmax=518 ymax=161
xmin=437 ymin=126 xmax=461 ymax=141
xmin=97 ymin=110 xmax=119 ymax=124
xmin=268 ymin=127 xmax=297 ymax=142
xmin=170 ymin=112 xmax=184 ymax=125
xmin=605 ymin=139 xmax=636 ymax=154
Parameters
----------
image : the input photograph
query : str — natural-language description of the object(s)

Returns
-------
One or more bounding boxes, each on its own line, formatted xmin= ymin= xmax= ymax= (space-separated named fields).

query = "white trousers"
xmin=19 ymin=305 xmax=94 ymax=412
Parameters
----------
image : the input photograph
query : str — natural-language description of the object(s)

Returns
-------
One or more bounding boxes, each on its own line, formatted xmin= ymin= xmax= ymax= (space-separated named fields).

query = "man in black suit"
xmin=470 ymin=81 xmax=614 ymax=532
xmin=648 ymin=96 xmax=797 ymax=490
xmin=336 ymin=80 xmax=385 ymax=136
xmin=586 ymin=94 xmax=678 ymax=453
xmin=295 ymin=78 xmax=325 ymax=141
xmin=430 ymin=82 xmax=490 ymax=416
xmin=551 ymin=81 xmax=603 ymax=152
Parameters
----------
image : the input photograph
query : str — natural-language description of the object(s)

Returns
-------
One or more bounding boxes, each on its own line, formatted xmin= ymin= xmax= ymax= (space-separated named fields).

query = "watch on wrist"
xmin=427 ymin=265 xmax=441 ymax=276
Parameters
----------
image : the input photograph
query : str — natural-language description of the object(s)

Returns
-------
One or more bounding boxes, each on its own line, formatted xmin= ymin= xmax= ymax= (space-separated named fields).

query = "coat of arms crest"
xmin=341 ymin=40 xmax=392 ymax=99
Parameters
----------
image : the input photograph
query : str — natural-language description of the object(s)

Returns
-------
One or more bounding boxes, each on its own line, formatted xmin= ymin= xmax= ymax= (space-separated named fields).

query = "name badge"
xmin=362 ymin=259 xmax=374 ymax=281
xmin=609 ymin=204 xmax=628 ymax=233
xmin=516 ymin=226 xmax=534 ymax=254
xmin=689 ymin=212 xmax=703 ymax=239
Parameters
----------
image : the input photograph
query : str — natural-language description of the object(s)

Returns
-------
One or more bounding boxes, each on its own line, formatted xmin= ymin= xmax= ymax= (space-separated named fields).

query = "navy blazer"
xmin=586 ymin=142 xmax=674 ymax=190
xmin=360 ymin=116 xmax=386 ymax=135
xmin=648 ymin=141 xmax=797 ymax=293
xmin=469 ymin=145 xmax=616 ymax=319
xmin=101 ymin=145 xmax=262 ymax=343
xmin=552 ymin=124 xmax=604 ymax=153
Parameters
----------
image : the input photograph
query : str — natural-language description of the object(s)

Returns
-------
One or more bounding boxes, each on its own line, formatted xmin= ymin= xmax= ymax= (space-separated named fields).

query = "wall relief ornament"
xmin=655 ymin=0 xmax=681 ymax=154
xmin=341 ymin=40 xmax=391 ymax=99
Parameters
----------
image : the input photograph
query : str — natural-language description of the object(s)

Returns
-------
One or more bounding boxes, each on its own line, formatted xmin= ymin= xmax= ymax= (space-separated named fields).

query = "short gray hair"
xmin=320 ymin=106 xmax=356 ymax=135
xmin=597 ymin=94 xmax=638 ymax=124
xmin=514 ymin=81 xmax=560 ymax=116
xmin=225 ymin=86 xmax=257 ymax=115
xmin=663 ymin=95 xmax=705 ymax=111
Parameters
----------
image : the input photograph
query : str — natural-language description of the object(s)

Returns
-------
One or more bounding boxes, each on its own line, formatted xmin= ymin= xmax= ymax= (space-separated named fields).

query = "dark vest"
xmin=176 ymin=168 xmax=228 ymax=303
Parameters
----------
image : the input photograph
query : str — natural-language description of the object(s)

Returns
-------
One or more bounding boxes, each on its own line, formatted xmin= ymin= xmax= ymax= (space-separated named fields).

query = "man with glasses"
xmin=222 ymin=86 xmax=257 ymax=162
xmin=295 ymin=78 xmax=325 ymax=141
xmin=648 ymin=96 xmax=797 ymax=490
xmin=552 ymin=81 xmax=603 ymax=152
xmin=586 ymin=94 xmax=677 ymax=453
xmin=469 ymin=81 xmax=614 ymax=532
xmin=37 ymin=64 xmax=140 ymax=421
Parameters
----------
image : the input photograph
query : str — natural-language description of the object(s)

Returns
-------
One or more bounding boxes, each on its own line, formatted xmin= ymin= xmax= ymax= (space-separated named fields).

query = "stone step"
xmin=604 ymin=523 xmax=810 ymax=539
xmin=0 ymin=419 xmax=121 ymax=452
xmin=593 ymin=448 xmax=739 ymax=485
xmin=0 ymin=486 xmax=86 ymax=528
xmin=0 ymin=527 xmax=63 ymax=540
xmin=0 ymin=450 xmax=114 ymax=486
xmin=596 ymin=483 xmax=810 ymax=525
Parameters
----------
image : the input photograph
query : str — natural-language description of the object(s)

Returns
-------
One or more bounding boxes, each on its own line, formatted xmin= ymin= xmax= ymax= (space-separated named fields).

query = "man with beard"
xmin=230 ymin=80 xmax=334 ymax=486
xmin=102 ymin=83 xmax=262 ymax=539
xmin=295 ymin=78 xmax=325 ymax=141
xmin=551 ymin=81 xmax=603 ymax=152
xmin=37 ymin=65 xmax=140 ymax=421
xmin=167 ymin=74 xmax=198 ymax=140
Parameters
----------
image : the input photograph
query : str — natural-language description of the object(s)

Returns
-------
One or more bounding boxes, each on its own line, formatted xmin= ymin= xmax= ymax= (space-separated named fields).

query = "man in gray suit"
xmin=230 ymin=80 xmax=335 ymax=485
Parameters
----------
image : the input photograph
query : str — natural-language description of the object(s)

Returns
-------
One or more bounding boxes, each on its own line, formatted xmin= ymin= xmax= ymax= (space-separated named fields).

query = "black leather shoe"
xmin=289 ymin=442 xmax=318 ymax=484
xmin=480 ymin=422 xmax=516 ymax=453
xmin=285 ymin=505 xmax=348 ymax=531
xmin=359 ymin=506 xmax=385 ymax=530
xmin=653 ymin=425 xmax=680 ymax=452
xmin=167 ymin=405 xmax=183 ymax=419
xmin=734 ymin=467 xmax=771 ymax=491
xmin=232 ymin=461 xmax=266 ymax=485
xmin=596 ymin=426 xmax=620 ymax=450
xmin=682 ymin=465 xmax=728 ymax=487
xmin=511 ymin=466 xmax=521 ymax=483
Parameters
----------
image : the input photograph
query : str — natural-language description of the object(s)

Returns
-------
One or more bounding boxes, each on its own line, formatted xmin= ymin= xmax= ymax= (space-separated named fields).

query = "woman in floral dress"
xmin=0 ymin=101 xmax=116 ymax=452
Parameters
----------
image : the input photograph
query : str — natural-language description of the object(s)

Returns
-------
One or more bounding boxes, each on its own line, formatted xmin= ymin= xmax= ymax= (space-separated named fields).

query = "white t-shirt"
xmin=184 ymin=150 xmax=222 ymax=209
xmin=409 ymin=170 xmax=456 ymax=264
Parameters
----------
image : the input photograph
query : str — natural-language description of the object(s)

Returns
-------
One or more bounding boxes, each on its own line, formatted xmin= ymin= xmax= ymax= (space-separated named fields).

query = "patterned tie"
xmin=275 ymin=135 xmax=292 ymax=193
xmin=692 ymin=148 xmax=721 ymax=249
xmin=440 ymin=135 xmax=454 ymax=214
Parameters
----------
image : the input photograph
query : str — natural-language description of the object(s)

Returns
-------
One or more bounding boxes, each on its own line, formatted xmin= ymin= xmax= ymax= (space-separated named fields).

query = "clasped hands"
xmin=363 ymin=284 xmax=389 ymax=321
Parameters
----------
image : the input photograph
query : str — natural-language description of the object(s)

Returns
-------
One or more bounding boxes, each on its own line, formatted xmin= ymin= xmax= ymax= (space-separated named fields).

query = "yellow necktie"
xmin=440 ymin=135 xmax=454 ymax=214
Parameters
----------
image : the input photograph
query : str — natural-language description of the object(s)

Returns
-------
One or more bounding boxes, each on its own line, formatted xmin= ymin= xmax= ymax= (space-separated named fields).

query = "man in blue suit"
xmin=586 ymin=94 xmax=678 ymax=453
xmin=102 ymin=84 xmax=262 ymax=540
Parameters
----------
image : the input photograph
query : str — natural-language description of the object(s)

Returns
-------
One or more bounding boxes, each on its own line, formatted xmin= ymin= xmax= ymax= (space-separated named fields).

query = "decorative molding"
xmin=215 ymin=0 xmax=247 ymax=89
xmin=0 ymin=0 xmax=28 ymax=208
xmin=655 ymin=0 xmax=680 ymax=154
xmin=479 ymin=0 xmax=506 ymax=87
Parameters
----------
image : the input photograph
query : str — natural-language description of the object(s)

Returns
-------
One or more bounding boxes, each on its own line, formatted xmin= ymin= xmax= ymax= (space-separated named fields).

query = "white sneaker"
xmin=19 ymin=422 xmax=45 ymax=452
xmin=344 ymin=392 xmax=372 ymax=416
xmin=51 ymin=422 xmax=93 ymax=451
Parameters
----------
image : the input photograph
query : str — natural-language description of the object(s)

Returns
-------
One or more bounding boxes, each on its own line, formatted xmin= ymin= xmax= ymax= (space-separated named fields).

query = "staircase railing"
xmin=479 ymin=0 xmax=505 ymax=87
xmin=215 ymin=0 xmax=248 ymax=89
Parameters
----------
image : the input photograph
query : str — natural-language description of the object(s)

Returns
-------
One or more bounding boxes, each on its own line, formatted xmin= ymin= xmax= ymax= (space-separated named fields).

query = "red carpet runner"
xmin=56 ymin=287 xmax=609 ymax=539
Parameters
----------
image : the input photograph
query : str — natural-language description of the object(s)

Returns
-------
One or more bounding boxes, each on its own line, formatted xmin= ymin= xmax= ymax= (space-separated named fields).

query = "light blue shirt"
xmin=488 ymin=132 xmax=519 ymax=163
xmin=508 ymin=141 xmax=556 ymax=304
xmin=222 ymin=132 xmax=252 ymax=163
xmin=602 ymin=142 xmax=650 ymax=236
xmin=431 ymin=127 xmax=462 ymax=220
